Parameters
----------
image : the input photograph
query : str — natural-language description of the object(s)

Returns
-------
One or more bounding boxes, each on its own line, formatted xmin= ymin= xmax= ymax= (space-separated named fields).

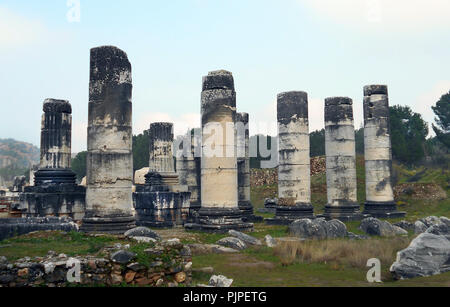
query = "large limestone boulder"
xmin=124 ymin=227 xmax=161 ymax=241
xmin=289 ymin=218 xmax=348 ymax=240
xmin=134 ymin=167 xmax=149 ymax=185
xmin=390 ymin=233 xmax=450 ymax=279
xmin=359 ymin=217 xmax=407 ymax=237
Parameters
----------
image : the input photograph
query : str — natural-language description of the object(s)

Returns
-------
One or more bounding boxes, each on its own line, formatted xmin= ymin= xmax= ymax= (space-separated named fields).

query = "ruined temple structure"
xmin=266 ymin=91 xmax=315 ymax=225
xmin=237 ymin=112 xmax=262 ymax=222
xmin=81 ymin=46 xmax=136 ymax=233
xmin=20 ymin=99 xmax=86 ymax=221
xmin=323 ymin=97 xmax=363 ymax=221
xmin=185 ymin=70 xmax=253 ymax=232
xmin=134 ymin=122 xmax=191 ymax=227
xmin=362 ymin=85 xmax=405 ymax=218
xmin=176 ymin=128 xmax=202 ymax=220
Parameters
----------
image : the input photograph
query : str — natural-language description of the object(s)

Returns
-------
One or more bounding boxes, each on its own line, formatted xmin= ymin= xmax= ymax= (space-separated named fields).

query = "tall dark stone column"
xmin=185 ymin=70 xmax=253 ymax=233
xmin=362 ymin=85 xmax=405 ymax=218
xmin=81 ymin=46 xmax=136 ymax=233
xmin=20 ymin=99 xmax=85 ymax=221
xmin=323 ymin=97 xmax=362 ymax=221
xmin=266 ymin=91 xmax=315 ymax=225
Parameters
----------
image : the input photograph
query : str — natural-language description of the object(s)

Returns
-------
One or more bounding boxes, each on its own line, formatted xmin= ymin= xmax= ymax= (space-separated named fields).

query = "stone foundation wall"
xmin=0 ymin=240 xmax=192 ymax=287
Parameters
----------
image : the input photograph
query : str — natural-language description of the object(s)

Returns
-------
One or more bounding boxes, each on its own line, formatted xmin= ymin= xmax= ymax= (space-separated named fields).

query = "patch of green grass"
xmin=0 ymin=231 xmax=126 ymax=261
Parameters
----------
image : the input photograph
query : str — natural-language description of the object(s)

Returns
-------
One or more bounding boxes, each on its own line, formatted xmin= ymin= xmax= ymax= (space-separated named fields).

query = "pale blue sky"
xmin=1 ymin=0 xmax=449 ymax=152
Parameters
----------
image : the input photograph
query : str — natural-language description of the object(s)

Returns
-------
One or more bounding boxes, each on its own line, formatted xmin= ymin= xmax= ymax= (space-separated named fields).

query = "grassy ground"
xmin=0 ymin=158 xmax=449 ymax=287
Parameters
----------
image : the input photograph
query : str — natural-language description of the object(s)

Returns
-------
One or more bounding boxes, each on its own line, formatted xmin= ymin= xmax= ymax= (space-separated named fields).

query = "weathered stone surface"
xmin=229 ymin=230 xmax=262 ymax=246
xmin=209 ymin=275 xmax=233 ymax=287
xmin=441 ymin=217 xmax=450 ymax=227
xmin=414 ymin=221 xmax=428 ymax=234
xmin=187 ymin=70 xmax=252 ymax=232
xmin=124 ymin=227 xmax=161 ymax=240
xmin=362 ymin=85 xmax=404 ymax=219
xmin=426 ymin=223 xmax=449 ymax=239
xmin=324 ymin=97 xmax=362 ymax=221
xmin=264 ymin=235 xmax=277 ymax=248
xmin=82 ymin=45 xmax=136 ymax=234
xmin=360 ymin=217 xmax=408 ymax=237
xmin=420 ymin=216 xmax=444 ymax=228
xmin=0 ymin=240 xmax=193 ymax=287
xmin=390 ymin=233 xmax=450 ymax=279
xmin=110 ymin=250 xmax=136 ymax=265
xmin=394 ymin=221 xmax=415 ymax=232
xmin=216 ymin=237 xmax=247 ymax=251
xmin=289 ymin=218 xmax=348 ymax=240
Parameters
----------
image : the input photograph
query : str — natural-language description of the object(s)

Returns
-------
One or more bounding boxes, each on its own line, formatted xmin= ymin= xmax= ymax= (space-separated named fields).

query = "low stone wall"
xmin=0 ymin=217 xmax=78 ymax=241
xmin=0 ymin=239 xmax=192 ymax=287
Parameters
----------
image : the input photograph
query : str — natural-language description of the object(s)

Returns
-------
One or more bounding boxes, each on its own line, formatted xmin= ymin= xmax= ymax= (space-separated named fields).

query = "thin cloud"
xmin=300 ymin=0 xmax=450 ymax=31
xmin=0 ymin=7 xmax=47 ymax=49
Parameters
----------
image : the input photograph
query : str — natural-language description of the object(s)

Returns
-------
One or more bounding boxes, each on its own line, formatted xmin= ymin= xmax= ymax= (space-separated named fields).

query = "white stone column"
xmin=324 ymin=97 xmax=362 ymax=221
xmin=362 ymin=85 xmax=405 ymax=218
xmin=185 ymin=70 xmax=252 ymax=232
xmin=267 ymin=91 xmax=314 ymax=225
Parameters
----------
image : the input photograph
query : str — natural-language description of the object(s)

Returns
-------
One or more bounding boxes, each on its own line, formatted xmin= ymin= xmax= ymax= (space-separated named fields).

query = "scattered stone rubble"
xmin=359 ymin=217 xmax=408 ymax=237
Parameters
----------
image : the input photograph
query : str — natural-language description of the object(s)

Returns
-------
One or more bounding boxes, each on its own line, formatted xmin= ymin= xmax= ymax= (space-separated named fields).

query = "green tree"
xmin=432 ymin=91 xmax=450 ymax=150
xmin=310 ymin=129 xmax=325 ymax=157
xmin=71 ymin=151 xmax=87 ymax=181
xmin=133 ymin=130 xmax=150 ymax=171
xmin=355 ymin=127 xmax=365 ymax=155
xmin=390 ymin=105 xmax=429 ymax=165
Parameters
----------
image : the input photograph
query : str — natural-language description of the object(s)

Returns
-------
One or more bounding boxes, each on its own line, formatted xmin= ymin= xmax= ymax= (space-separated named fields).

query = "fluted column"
xmin=34 ymin=99 xmax=76 ymax=185
xmin=145 ymin=122 xmax=179 ymax=186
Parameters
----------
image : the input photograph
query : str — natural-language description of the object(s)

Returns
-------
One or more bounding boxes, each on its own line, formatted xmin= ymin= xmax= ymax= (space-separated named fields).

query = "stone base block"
xmin=185 ymin=207 xmax=253 ymax=233
xmin=363 ymin=202 xmax=406 ymax=219
xmin=34 ymin=169 xmax=77 ymax=185
xmin=257 ymin=198 xmax=278 ymax=214
xmin=20 ymin=184 xmax=86 ymax=222
xmin=323 ymin=204 xmax=365 ymax=222
xmin=265 ymin=203 xmax=315 ymax=225
xmin=0 ymin=217 xmax=78 ymax=241
xmin=134 ymin=185 xmax=191 ymax=228
xmin=80 ymin=214 xmax=136 ymax=234
xmin=239 ymin=201 xmax=264 ymax=223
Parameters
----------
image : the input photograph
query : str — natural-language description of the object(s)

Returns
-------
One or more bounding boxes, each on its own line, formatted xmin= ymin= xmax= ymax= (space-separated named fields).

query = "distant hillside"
xmin=0 ymin=139 xmax=39 ymax=169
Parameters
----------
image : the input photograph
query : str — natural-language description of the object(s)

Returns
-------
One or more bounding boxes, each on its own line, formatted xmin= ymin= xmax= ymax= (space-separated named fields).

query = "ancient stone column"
xmin=34 ymin=99 xmax=76 ymax=185
xmin=324 ymin=97 xmax=362 ymax=221
xmin=81 ymin=46 xmax=136 ymax=233
xmin=185 ymin=70 xmax=252 ymax=232
xmin=145 ymin=123 xmax=178 ymax=185
xmin=176 ymin=128 xmax=202 ymax=215
xmin=267 ymin=91 xmax=314 ymax=225
xmin=237 ymin=113 xmax=262 ymax=222
xmin=20 ymin=99 xmax=85 ymax=221
xmin=362 ymin=85 xmax=405 ymax=218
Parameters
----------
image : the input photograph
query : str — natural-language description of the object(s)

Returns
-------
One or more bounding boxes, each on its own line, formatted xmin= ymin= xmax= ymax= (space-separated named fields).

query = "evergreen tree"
xmin=431 ymin=91 xmax=450 ymax=150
